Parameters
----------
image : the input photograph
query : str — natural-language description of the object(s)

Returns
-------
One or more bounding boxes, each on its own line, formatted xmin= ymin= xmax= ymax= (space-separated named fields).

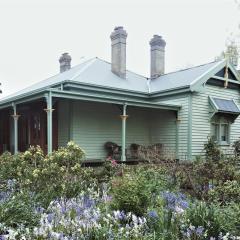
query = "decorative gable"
xmin=215 ymin=68 xmax=238 ymax=81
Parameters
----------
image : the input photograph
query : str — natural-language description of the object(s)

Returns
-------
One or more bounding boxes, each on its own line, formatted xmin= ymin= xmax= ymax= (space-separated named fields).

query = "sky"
xmin=0 ymin=0 xmax=239 ymax=97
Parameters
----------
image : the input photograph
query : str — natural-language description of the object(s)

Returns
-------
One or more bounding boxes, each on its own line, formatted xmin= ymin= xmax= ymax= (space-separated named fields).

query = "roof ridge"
xmin=0 ymin=57 xmax=95 ymax=101
xmin=95 ymin=57 xmax=148 ymax=79
xmin=38 ymin=57 xmax=95 ymax=83
xmin=69 ymin=57 xmax=98 ymax=80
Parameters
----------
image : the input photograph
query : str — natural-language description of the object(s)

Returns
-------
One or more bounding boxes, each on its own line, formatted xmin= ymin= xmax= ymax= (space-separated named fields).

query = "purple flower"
xmin=47 ymin=213 xmax=54 ymax=223
xmin=75 ymin=206 xmax=83 ymax=216
xmin=104 ymin=195 xmax=112 ymax=202
xmin=148 ymin=210 xmax=158 ymax=219
xmin=196 ymin=226 xmax=204 ymax=236
xmin=60 ymin=205 xmax=67 ymax=214
xmin=162 ymin=191 xmax=189 ymax=212
xmin=114 ymin=210 xmax=126 ymax=221
xmin=179 ymin=200 xmax=189 ymax=209
xmin=83 ymin=196 xmax=95 ymax=208
xmin=183 ymin=225 xmax=204 ymax=238
xmin=35 ymin=206 xmax=44 ymax=214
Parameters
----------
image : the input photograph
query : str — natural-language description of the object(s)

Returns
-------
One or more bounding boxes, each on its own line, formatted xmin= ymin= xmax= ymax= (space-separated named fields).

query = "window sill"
xmin=218 ymin=142 xmax=230 ymax=146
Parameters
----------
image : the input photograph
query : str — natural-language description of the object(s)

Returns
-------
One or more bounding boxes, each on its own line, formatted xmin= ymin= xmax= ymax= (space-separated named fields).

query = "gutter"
xmin=50 ymin=89 xmax=181 ymax=111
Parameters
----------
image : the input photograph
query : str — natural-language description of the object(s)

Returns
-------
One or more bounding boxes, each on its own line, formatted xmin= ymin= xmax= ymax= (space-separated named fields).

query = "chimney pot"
xmin=59 ymin=53 xmax=72 ymax=73
xmin=110 ymin=26 xmax=127 ymax=78
xmin=150 ymin=35 xmax=166 ymax=78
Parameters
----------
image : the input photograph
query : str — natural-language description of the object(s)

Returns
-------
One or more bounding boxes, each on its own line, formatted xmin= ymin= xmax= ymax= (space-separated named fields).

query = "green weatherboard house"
xmin=0 ymin=26 xmax=240 ymax=161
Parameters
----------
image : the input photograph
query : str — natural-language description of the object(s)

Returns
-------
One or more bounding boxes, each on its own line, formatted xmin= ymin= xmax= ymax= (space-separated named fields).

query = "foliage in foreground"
xmin=0 ymin=140 xmax=240 ymax=239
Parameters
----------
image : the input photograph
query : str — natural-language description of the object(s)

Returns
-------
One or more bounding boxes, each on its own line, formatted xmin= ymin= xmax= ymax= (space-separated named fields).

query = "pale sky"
xmin=0 ymin=0 xmax=239 ymax=97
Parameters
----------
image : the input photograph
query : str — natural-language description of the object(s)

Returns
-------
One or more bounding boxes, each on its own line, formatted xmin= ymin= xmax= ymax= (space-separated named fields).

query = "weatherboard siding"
xmin=158 ymin=94 xmax=190 ymax=160
xmin=58 ymin=99 xmax=71 ymax=147
xmin=192 ymin=84 xmax=240 ymax=157
xmin=70 ymin=101 xmax=151 ymax=159
xmin=57 ymin=100 xmax=177 ymax=160
xmin=150 ymin=110 xmax=177 ymax=159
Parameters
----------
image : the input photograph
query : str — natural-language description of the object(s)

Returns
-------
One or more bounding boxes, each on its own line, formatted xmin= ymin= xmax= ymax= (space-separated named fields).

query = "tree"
xmin=215 ymin=1 xmax=240 ymax=69
xmin=216 ymin=40 xmax=239 ymax=68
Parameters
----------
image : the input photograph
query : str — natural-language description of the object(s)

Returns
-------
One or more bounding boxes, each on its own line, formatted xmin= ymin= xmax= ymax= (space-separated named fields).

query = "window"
xmin=211 ymin=117 xmax=230 ymax=145
xmin=211 ymin=123 xmax=219 ymax=142
xmin=220 ymin=124 xmax=229 ymax=142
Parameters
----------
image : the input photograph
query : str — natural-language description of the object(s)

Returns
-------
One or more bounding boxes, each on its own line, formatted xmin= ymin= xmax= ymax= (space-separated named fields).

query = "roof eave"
xmin=50 ymin=88 xmax=181 ymax=111
xmin=149 ymin=86 xmax=191 ymax=98
xmin=190 ymin=60 xmax=227 ymax=92
xmin=64 ymin=81 xmax=149 ymax=98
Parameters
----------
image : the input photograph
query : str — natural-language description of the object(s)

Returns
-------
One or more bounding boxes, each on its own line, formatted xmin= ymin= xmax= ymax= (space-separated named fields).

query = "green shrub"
xmin=233 ymin=138 xmax=240 ymax=157
xmin=0 ymin=191 xmax=39 ymax=229
xmin=208 ymin=180 xmax=240 ymax=204
xmin=0 ymin=142 xmax=96 ymax=207
xmin=110 ymin=172 xmax=151 ymax=216
xmin=185 ymin=201 xmax=222 ymax=239
xmin=96 ymin=158 xmax=123 ymax=183
xmin=110 ymin=165 xmax=171 ymax=216
xmin=184 ymin=201 xmax=240 ymax=238
xmin=204 ymin=138 xmax=221 ymax=162
xmin=219 ymin=203 xmax=240 ymax=236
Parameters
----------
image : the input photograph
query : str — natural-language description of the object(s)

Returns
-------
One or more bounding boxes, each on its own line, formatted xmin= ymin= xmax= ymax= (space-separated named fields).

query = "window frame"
xmin=211 ymin=116 xmax=231 ymax=145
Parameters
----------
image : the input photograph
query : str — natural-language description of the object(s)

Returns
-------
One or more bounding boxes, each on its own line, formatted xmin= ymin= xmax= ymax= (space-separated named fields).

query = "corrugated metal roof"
xmin=0 ymin=57 xmax=149 ymax=103
xmin=0 ymin=58 xmax=227 ymax=104
xmin=70 ymin=58 xmax=149 ymax=92
xmin=149 ymin=61 xmax=222 ymax=93
xmin=212 ymin=97 xmax=240 ymax=114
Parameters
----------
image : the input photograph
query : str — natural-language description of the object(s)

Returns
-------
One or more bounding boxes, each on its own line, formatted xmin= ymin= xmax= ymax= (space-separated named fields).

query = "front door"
xmin=18 ymin=114 xmax=30 ymax=152
xmin=31 ymin=113 xmax=41 ymax=146
xmin=18 ymin=101 xmax=58 ymax=154
xmin=30 ymin=111 xmax=47 ymax=153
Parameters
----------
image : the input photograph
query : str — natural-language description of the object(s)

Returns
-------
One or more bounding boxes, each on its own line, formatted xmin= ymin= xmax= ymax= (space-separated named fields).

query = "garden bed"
xmin=0 ymin=140 xmax=240 ymax=239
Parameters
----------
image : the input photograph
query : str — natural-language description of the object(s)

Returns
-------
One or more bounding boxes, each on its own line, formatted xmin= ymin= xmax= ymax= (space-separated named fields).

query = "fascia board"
xmin=51 ymin=89 xmax=181 ymax=111
xmin=209 ymin=96 xmax=219 ymax=111
xmin=227 ymin=64 xmax=240 ymax=81
xmin=149 ymin=86 xmax=190 ymax=98
xmin=190 ymin=60 xmax=226 ymax=92
xmin=64 ymin=81 xmax=149 ymax=98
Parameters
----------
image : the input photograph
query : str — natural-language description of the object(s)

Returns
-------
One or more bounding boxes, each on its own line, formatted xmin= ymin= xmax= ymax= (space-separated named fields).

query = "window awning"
xmin=209 ymin=96 xmax=240 ymax=121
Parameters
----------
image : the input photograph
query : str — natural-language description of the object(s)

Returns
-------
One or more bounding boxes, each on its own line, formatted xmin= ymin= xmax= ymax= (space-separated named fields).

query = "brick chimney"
xmin=59 ymin=53 xmax=71 ymax=73
xmin=150 ymin=35 xmax=166 ymax=79
xmin=110 ymin=26 xmax=127 ymax=78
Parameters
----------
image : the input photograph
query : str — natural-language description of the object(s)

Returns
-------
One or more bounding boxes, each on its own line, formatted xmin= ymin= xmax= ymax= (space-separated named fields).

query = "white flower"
xmin=189 ymin=224 xmax=195 ymax=231
xmin=175 ymin=206 xmax=184 ymax=214
xmin=132 ymin=214 xmax=138 ymax=226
